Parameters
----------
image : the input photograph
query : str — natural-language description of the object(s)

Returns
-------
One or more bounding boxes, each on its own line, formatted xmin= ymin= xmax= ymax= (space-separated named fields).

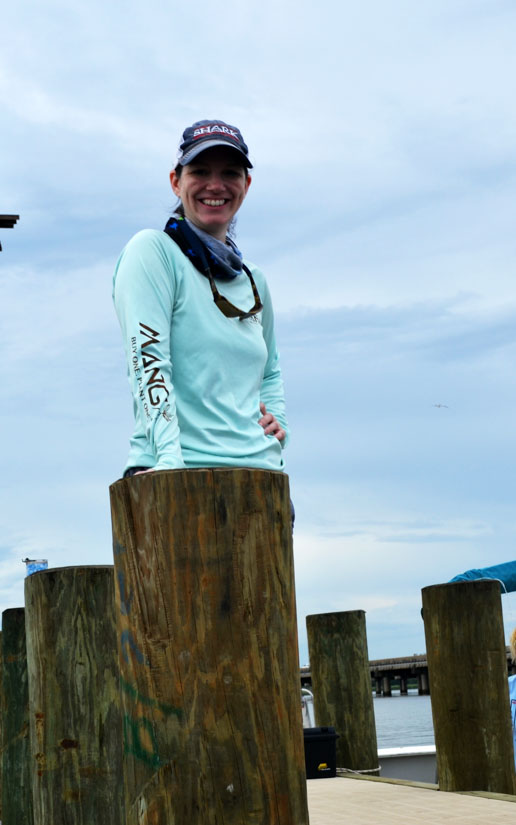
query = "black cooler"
xmin=303 ymin=726 xmax=339 ymax=779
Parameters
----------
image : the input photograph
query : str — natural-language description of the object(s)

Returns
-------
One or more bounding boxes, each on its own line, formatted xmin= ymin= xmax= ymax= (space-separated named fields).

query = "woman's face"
xmin=170 ymin=146 xmax=251 ymax=241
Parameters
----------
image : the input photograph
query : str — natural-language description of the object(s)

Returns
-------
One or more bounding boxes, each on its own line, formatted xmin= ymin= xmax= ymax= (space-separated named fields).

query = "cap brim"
xmin=179 ymin=139 xmax=253 ymax=168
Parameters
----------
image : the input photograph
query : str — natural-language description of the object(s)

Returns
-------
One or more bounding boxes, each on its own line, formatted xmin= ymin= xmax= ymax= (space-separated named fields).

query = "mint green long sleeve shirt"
xmin=113 ymin=229 xmax=289 ymax=473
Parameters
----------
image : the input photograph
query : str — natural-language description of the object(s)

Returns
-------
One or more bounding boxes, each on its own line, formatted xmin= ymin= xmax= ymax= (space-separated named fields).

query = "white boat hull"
xmin=377 ymin=746 xmax=437 ymax=783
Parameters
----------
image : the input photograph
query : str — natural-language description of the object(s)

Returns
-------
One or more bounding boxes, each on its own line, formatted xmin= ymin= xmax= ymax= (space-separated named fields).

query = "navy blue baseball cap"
xmin=176 ymin=119 xmax=253 ymax=168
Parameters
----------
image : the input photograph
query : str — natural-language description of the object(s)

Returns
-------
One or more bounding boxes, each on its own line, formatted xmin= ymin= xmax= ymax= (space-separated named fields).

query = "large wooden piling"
xmin=25 ymin=566 xmax=124 ymax=824
xmin=306 ymin=610 xmax=379 ymax=774
xmin=422 ymin=580 xmax=515 ymax=794
xmin=0 ymin=629 xmax=3 ymax=823
xmin=1 ymin=609 xmax=33 ymax=825
xmin=110 ymin=468 xmax=308 ymax=825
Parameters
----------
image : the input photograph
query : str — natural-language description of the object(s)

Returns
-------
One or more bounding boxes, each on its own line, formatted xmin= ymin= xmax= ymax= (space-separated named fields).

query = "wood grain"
xmin=307 ymin=610 xmax=379 ymax=774
xmin=422 ymin=579 xmax=515 ymax=793
xmin=24 ymin=566 xmax=124 ymax=824
xmin=1 ymin=609 xmax=34 ymax=824
xmin=0 ymin=630 xmax=2 ymax=822
xmin=110 ymin=467 xmax=309 ymax=825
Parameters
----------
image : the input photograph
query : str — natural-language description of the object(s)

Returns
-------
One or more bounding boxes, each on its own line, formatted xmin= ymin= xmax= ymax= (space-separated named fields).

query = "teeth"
xmin=201 ymin=199 xmax=225 ymax=206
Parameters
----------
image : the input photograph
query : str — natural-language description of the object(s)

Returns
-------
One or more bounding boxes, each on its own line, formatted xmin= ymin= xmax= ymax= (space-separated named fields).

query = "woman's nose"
xmin=205 ymin=174 xmax=224 ymax=190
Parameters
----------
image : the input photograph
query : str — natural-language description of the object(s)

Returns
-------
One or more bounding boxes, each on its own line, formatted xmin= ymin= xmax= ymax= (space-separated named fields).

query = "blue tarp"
xmin=450 ymin=560 xmax=516 ymax=594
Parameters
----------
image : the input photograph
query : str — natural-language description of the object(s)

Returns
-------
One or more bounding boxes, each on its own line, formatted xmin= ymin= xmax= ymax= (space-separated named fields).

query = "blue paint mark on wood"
xmin=117 ymin=571 xmax=134 ymax=616
xmin=113 ymin=540 xmax=126 ymax=557
xmin=120 ymin=630 xmax=149 ymax=666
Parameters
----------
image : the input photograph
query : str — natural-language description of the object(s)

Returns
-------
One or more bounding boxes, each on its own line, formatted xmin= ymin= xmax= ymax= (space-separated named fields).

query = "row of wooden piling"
xmin=1 ymin=569 xmax=122 ymax=825
xmin=0 ymin=468 xmax=310 ymax=825
xmin=307 ymin=580 xmax=515 ymax=794
xmin=0 ymin=469 xmax=515 ymax=825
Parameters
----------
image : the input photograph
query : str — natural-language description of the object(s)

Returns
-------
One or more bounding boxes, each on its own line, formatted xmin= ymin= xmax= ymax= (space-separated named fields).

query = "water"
xmin=373 ymin=689 xmax=435 ymax=748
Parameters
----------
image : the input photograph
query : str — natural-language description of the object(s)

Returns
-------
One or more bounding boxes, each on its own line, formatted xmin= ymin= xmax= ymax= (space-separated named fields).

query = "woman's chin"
xmin=192 ymin=213 xmax=230 ymax=238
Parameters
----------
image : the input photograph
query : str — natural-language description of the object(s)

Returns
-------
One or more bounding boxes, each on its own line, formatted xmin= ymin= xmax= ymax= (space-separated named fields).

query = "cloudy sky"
xmin=2 ymin=0 xmax=516 ymax=665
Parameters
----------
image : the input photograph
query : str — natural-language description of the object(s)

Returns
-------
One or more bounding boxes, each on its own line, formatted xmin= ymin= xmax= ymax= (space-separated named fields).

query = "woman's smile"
xmin=170 ymin=146 xmax=251 ymax=241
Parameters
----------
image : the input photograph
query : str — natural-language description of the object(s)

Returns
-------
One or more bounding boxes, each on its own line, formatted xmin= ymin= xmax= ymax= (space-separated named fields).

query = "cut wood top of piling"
xmin=109 ymin=466 xmax=286 ymax=490
xmin=307 ymin=776 xmax=516 ymax=825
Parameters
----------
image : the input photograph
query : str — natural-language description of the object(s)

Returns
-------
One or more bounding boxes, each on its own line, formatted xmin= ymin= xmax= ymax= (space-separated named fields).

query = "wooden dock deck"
xmin=307 ymin=775 xmax=516 ymax=824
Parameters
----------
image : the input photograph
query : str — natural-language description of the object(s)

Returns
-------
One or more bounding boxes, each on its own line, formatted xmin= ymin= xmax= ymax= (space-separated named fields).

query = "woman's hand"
xmin=259 ymin=403 xmax=286 ymax=442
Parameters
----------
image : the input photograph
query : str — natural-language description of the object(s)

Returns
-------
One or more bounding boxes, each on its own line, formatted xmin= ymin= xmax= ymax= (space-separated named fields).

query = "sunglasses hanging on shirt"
xmin=163 ymin=217 xmax=263 ymax=320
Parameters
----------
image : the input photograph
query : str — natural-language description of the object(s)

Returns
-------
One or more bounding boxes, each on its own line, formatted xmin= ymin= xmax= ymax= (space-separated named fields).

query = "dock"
xmin=307 ymin=775 xmax=516 ymax=824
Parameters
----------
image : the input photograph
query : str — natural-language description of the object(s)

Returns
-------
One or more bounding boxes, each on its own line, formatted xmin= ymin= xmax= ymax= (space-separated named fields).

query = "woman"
xmin=113 ymin=119 xmax=289 ymax=480
xmin=509 ymin=628 xmax=516 ymax=770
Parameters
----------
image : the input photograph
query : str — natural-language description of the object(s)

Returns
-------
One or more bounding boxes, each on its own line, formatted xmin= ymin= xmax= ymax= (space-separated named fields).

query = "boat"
xmin=377 ymin=745 xmax=437 ymax=783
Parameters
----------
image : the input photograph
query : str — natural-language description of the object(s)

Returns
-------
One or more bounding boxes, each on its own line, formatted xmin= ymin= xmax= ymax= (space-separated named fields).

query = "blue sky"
xmin=2 ymin=0 xmax=516 ymax=664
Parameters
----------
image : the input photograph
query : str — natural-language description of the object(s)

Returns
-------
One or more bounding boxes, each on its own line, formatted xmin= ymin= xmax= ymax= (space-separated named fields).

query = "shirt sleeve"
xmin=257 ymin=272 xmax=290 ymax=448
xmin=113 ymin=230 xmax=186 ymax=470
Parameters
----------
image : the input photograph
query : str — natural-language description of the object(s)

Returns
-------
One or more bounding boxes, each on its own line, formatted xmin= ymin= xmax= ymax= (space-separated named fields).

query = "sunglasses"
xmin=206 ymin=263 xmax=263 ymax=320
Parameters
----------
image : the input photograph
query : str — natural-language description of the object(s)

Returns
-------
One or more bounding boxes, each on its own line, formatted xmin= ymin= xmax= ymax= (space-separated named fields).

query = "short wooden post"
xmin=25 ymin=567 xmax=124 ymax=824
xmin=306 ymin=610 xmax=379 ymax=774
xmin=0 ymin=629 xmax=3 ymax=824
xmin=422 ymin=580 xmax=515 ymax=793
xmin=110 ymin=468 xmax=308 ymax=825
xmin=1 ymin=609 xmax=34 ymax=825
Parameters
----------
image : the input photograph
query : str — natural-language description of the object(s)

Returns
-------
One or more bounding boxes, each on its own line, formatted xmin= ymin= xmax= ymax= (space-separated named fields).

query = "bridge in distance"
xmin=300 ymin=648 xmax=516 ymax=697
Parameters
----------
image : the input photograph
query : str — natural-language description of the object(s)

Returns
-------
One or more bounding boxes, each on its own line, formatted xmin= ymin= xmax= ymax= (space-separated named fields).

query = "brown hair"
xmin=510 ymin=627 xmax=516 ymax=663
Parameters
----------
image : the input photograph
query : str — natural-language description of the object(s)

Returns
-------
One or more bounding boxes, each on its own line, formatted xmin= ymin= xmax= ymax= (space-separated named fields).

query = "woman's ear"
xmin=169 ymin=169 xmax=181 ymax=197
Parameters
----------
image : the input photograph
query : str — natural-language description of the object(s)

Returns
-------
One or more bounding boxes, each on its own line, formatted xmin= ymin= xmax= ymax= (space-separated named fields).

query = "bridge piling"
xmin=418 ymin=672 xmax=429 ymax=695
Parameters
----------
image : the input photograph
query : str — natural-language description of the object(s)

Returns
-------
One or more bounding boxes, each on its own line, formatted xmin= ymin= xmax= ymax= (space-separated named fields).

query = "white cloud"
xmin=2 ymin=0 xmax=516 ymax=664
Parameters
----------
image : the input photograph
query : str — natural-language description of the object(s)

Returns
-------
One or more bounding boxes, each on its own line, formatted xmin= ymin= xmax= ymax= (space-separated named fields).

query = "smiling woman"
xmin=113 ymin=119 xmax=289 ymax=476
xmin=170 ymin=147 xmax=251 ymax=241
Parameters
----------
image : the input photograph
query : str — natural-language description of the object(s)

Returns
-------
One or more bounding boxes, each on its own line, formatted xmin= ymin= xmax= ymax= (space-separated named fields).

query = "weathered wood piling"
xmin=306 ymin=609 xmax=379 ymax=775
xmin=110 ymin=468 xmax=308 ymax=825
xmin=24 ymin=566 xmax=124 ymax=824
xmin=422 ymin=579 xmax=515 ymax=794
xmin=0 ymin=629 xmax=3 ymax=823
xmin=1 ymin=609 xmax=33 ymax=825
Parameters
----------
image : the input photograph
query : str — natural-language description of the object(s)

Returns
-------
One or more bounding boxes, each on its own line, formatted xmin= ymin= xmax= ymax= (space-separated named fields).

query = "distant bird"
xmin=433 ymin=403 xmax=449 ymax=409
